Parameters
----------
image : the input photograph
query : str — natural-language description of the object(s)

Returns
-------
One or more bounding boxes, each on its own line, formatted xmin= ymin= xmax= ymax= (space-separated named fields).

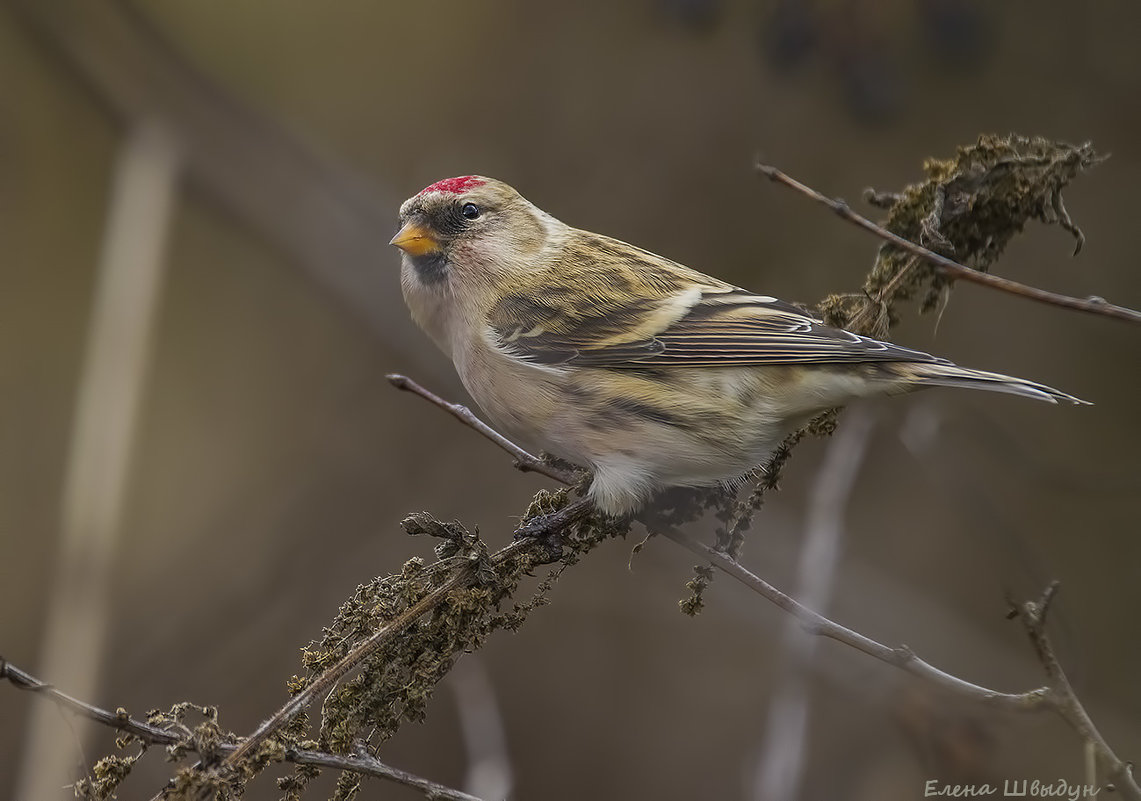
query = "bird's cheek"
xmin=452 ymin=237 xmax=516 ymax=282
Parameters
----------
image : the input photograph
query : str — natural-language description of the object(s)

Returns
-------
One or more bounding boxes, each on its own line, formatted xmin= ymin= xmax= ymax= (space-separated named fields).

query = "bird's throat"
xmin=409 ymin=251 xmax=449 ymax=284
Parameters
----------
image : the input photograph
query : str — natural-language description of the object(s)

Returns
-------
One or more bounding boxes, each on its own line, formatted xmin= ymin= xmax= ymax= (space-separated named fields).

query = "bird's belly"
xmin=474 ymin=357 xmax=771 ymax=459
xmin=454 ymin=344 xmax=572 ymax=454
xmin=455 ymin=351 xmax=854 ymax=513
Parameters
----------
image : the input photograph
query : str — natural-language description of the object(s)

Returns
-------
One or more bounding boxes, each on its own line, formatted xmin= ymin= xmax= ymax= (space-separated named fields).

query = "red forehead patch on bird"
xmin=418 ymin=176 xmax=486 ymax=196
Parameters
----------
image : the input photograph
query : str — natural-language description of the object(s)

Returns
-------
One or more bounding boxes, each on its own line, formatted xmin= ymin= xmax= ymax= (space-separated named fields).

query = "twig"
xmin=1012 ymin=583 xmax=1140 ymax=798
xmin=281 ymin=749 xmax=482 ymax=801
xmin=390 ymin=375 xmax=1141 ymax=798
xmin=0 ymin=658 xmax=482 ymax=801
xmin=755 ymin=161 xmax=1141 ymax=325
xmin=659 ymin=526 xmax=1048 ymax=711
xmin=844 ymin=254 xmax=921 ymax=334
xmin=388 ymin=374 xmax=577 ymax=485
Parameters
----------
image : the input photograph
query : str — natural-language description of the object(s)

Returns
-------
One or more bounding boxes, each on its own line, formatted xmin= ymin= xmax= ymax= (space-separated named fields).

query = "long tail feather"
xmin=890 ymin=363 xmax=1090 ymax=405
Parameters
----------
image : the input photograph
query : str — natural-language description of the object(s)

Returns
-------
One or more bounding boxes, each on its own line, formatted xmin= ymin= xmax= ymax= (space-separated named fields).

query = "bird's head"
xmin=391 ymin=176 xmax=552 ymax=292
xmin=392 ymin=176 xmax=560 ymax=354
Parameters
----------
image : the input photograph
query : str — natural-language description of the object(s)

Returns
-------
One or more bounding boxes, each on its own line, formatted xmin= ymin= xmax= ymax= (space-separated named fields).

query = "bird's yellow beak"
xmin=389 ymin=223 xmax=441 ymax=257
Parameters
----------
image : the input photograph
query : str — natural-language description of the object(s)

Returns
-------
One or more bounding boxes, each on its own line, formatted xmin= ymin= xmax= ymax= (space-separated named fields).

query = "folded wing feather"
xmin=490 ymin=284 xmax=946 ymax=369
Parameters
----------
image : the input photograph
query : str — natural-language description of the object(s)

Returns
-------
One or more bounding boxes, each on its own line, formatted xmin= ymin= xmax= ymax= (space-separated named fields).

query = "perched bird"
xmin=391 ymin=176 xmax=1086 ymax=517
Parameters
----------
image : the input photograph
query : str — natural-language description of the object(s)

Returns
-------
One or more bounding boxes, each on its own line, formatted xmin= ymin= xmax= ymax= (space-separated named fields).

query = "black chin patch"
xmin=410 ymin=251 xmax=449 ymax=284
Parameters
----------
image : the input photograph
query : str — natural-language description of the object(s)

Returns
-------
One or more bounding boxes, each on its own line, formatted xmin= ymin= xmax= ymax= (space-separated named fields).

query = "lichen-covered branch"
xmin=0 ymin=659 xmax=482 ymax=801
xmin=759 ymin=136 xmax=1139 ymax=328
xmin=228 ymin=501 xmax=621 ymax=801
xmin=3 ymin=490 xmax=624 ymax=801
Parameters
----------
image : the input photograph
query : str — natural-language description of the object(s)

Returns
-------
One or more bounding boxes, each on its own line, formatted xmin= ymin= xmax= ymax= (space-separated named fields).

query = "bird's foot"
xmin=513 ymin=497 xmax=594 ymax=563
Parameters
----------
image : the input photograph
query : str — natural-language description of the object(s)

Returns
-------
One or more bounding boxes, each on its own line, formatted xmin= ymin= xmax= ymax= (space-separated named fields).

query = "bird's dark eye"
xmin=461 ymin=202 xmax=481 ymax=220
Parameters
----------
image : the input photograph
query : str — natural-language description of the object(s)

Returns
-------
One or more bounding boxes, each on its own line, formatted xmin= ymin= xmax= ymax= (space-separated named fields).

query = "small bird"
xmin=391 ymin=176 xmax=1087 ymax=517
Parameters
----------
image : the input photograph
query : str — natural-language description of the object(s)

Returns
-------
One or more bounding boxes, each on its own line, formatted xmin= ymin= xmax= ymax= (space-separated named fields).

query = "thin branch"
xmin=283 ymin=749 xmax=482 ymax=801
xmin=387 ymin=374 xmax=577 ymax=485
xmin=755 ymin=161 xmax=1141 ymax=325
xmin=1012 ymin=584 xmax=1141 ymax=798
xmin=659 ymin=528 xmax=1049 ymax=711
xmin=0 ymin=658 xmax=482 ymax=801
xmin=845 ymin=254 xmax=922 ymax=334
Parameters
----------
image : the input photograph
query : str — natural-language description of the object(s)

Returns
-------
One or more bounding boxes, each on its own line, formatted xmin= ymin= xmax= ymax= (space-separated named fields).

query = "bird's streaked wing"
xmin=490 ymin=285 xmax=945 ymax=368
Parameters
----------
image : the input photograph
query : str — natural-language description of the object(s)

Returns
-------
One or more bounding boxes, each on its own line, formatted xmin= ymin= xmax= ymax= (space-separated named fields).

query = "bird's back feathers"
xmin=485 ymin=228 xmax=1087 ymax=405
xmin=490 ymin=229 xmax=950 ymax=370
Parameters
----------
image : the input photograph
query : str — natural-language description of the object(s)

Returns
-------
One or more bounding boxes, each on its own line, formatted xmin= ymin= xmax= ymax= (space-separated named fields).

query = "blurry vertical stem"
xmin=450 ymin=657 xmax=514 ymax=800
xmin=16 ymin=122 xmax=180 ymax=800
xmin=753 ymin=410 xmax=876 ymax=801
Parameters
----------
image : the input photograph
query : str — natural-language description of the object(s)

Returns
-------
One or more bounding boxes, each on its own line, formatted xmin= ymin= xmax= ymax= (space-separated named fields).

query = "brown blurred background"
xmin=2 ymin=2 xmax=1139 ymax=800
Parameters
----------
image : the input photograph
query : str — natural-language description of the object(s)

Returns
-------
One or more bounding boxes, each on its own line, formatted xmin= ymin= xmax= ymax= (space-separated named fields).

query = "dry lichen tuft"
xmin=820 ymin=134 xmax=1103 ymax=332
xmin=279 ymin=491 xmax=628 ymax=799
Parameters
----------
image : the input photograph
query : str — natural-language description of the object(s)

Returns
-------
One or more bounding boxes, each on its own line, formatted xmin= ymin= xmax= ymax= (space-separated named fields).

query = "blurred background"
xmin=2 ymin=1 xmax=1139 ymax=799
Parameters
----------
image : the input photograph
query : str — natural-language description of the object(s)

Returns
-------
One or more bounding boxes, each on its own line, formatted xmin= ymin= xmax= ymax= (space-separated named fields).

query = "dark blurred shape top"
xmin=656 ymin=0 xmax=722 ymax=33
xmin=758 ymin=0 xmax=994 ymax=123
